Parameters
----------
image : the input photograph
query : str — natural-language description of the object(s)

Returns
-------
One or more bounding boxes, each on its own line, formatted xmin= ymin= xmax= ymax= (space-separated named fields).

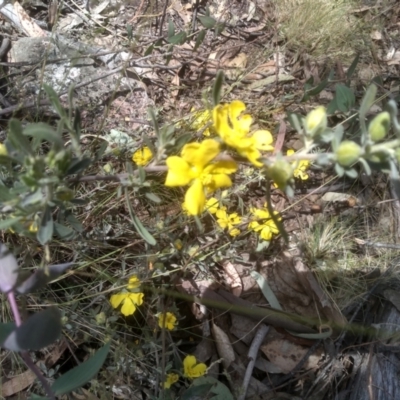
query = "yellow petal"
xmin=184 ymin=179 xmax=206 ymax=215
xmin=110 ymin=293 xmax=128 ymax=309
xmin=252 ymin=130 xmax=274 ymax=151
xmin=164 ymin=373 xmax=179 ymax=389
xmin=205 ymin=160 xmax=238 ymax=175
xmin=260 ymin=227 xmax=273 ymax=241
xmin=181 ymin=139 xmax=220 ymax=170
xmin=165 ymin=156 xmax=193 ymax=186
xmin=127 ymin=276 xmax=140 ymax=289
xmin=129 ymin=292 xmax=144 ymax=306
xmin=120 ymin=297 xmax=137 ymax=316
xmin=183 ymin=355 xmax=207 ymax=378
xmin=204 ymin=174 xmax=232 ymax=193
xmin=286 ymin=149 xmax=295 ymax=156
xmin=229 ymin=227 xmax=241 ymax=237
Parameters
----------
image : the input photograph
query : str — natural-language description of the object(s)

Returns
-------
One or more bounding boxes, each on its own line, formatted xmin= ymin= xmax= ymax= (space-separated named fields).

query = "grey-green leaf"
xmin=198 ymin=15 xmax=217 ymax=29
xmin=212 ymin=70 xmax=224 ymax=106
xmin=8 ymin=119 xmax=33 ymax=155
xmin=0 ymin=322 xmax=15 ymax=346
xmin=3 ymin=307 xmax=61 ymax=351
xmin=37 ymin=206 xmax=54 ymax=245
xmin=167 ymin=31 xmax=187 ymax=45
xmin=125 ymin=190 xmax=156 ymax=245
xmin=23 ymin=123 xmax=64 ymax=150
xmin=0 ymin=243 xmax=20 ymax=293
xmin=51 ymin=342 xmax=110 ymax=396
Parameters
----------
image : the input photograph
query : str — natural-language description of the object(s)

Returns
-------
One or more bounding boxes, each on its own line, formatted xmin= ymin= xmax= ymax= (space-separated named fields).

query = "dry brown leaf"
xmin=221 ymin=260 xmax=242 ymax=297
xmin=171 ymin=74 xmax=180 ymax=99
xmin=224 ymin=53 xmax=248 ymax=79
xmin=13 ymin=1 xmax=46 ymax=37
xmin=2 ymin=341 xmax=67 ymax=397
xmin=212 ymin=323 xmax=236 ymax=369
xmin=261 ymin=339 xmax=322 ymax=374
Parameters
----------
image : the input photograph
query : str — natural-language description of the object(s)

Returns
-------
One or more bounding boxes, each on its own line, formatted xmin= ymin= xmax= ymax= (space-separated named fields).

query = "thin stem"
xmin=7 ymin=291 xmax=22 ymax=326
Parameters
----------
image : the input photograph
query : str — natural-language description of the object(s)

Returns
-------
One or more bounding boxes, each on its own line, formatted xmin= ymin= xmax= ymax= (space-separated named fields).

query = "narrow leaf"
xmin=168 ymin=19 xmax=175 ymax=38
xmin=8 ymin=119 xmax=33 ymax=155
xmin=51 ymin=342 xmax=110 ymax=396
xmin=194 ymin=29 xmax=206 ymax=51
xmin=125 ymin=190 xmax=156 ymax=245
xmin=37 ymin=206 xmax=54 ymax=245
xmin=167 ymin=31 xmax=187 ymax=45
xmin=212 ymin=70 xmax=224 ymax=106
xmin=24 ymin=123 xmax=64 ymax=150
xmin=43 ymin=84 xmax=66 ymax=118
xmin=198 ymin=15 xmax=216 ymax=29
xmin=346 ymin=54 xmax=360 ymax=82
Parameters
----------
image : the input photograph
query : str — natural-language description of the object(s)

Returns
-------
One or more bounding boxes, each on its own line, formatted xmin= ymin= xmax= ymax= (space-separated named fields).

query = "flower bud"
xmin=368 ymin=111 xmax=390 ymax=142
xmin=0 ymin=143 xmax=7 ymax=156
xmin=304 ymin=106 xmax=327 ymax=137
xmin=267 ymin=159 xmax=293 ymax=190
xmin=335 ymin=140 xmax=362 ymax=167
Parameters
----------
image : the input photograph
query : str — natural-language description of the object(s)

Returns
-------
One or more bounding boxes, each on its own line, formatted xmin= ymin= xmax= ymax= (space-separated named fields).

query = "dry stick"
xmin=238 ymin=324 xmax=269 ymax=400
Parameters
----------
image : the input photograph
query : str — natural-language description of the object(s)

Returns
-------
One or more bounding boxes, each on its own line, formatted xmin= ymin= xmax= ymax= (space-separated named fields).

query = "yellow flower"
xmin=190 ymin=108 xmax=212 ymax=136
xmin=248 ymin=205 xmax=280 ymax=241
xmin=165 ymin=139 xmax=237 ymax=215
xmin=132 ymin=146 xmax=153 ymax=166
xmin=205 ymin=197 xmax=220 ymax=214
xmin=158 ymin=312 xmax=178 ymax=330
xmin=127 ymin=275 xmax=141 ymax=289
xmin=212 ymin=100 xmax=274 ymax=167
xmin=110 ymin=292 xmax=144 ymax=316
xmin=286 ymin=149 xmax=309 ymax=180
xmin=216 ymin=209 xmax=241 ymax=237
xmin=183 ymin=355 xmax=207 ymax=379
xmin=164 ymin=373 xmax=179 ymax=389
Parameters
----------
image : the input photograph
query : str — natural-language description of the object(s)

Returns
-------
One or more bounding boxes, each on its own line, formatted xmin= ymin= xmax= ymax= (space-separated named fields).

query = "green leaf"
xmin=194 ymin=29 xmax=206 ymax=51
xmin=198 ymin=15 xmax=216 ymax=29
xmin=214 ymin=23 xmax=225 ymax=36
xmin=37 ymin=206 xmax=54 ymax=245
xmin=3 ymin=307 xmax=61 ymax=351
xmin=145 ymin=192 xmax=162 ymax=203
xmin=51 ymin=342 xmax=110 ymax=396
xmin=359 ymin=84 xmax=377 ymax=135
xmin=24 ymin=123 xmax=64 ymax=150
xmin=212 ymin=70 xmax=224 ymax=106
xmin=43 ymin=84 xmax=66 ymax=118
xmin=335 ymin=84 xmax=355 ymax=112
xmin=0 ymin=322 xmax=15 ymax=346
xmin=168 ymin=19 xmax=175 ymax=38
xmin=167 ymin=31 xmax=187 ymax=45
xmin=148 ymin=108 xmax=160 ymax=139
xmin=251 ymin=271 xmax=282 ymax=310
xmin=144 ymin=44 xmax=154 ymax=56
xmin=54 ymin=222 xmax=75 ymax=240
xmin=0 ymin=217 xmax=22 ymax=230
xmin=125 ymin=189 xmax=156 ymax=245
xmin=66 ymin=157 xmax=92 ymax=175
xmin=8 ymin=119 xmax=33 ymax=155
xmin=72 ymin=108 xmax=82 ymax=143
xmin=346 ymin=54 xmax=360 ymax=83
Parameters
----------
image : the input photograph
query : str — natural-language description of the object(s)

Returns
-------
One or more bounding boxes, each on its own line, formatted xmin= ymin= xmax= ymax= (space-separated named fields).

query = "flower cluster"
xmin=163 ymin=355 xmax=207 ymax=389
xmin=248 ymin=204 xmax=280 ymax=241
xmin=110 ymin=276 xmax=144 ymax=317
xmin=132 ymin=146 xmax=153 ymax=166
xmin=158 ymin=312 xmax=178 ymax=330
xmin=165 ymin=140 xmax=237 ymax=215
xmin=287 ymin=149 xmax=310 ymax=180
xmin=213 ymin=100 xmax=274 ymax=167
